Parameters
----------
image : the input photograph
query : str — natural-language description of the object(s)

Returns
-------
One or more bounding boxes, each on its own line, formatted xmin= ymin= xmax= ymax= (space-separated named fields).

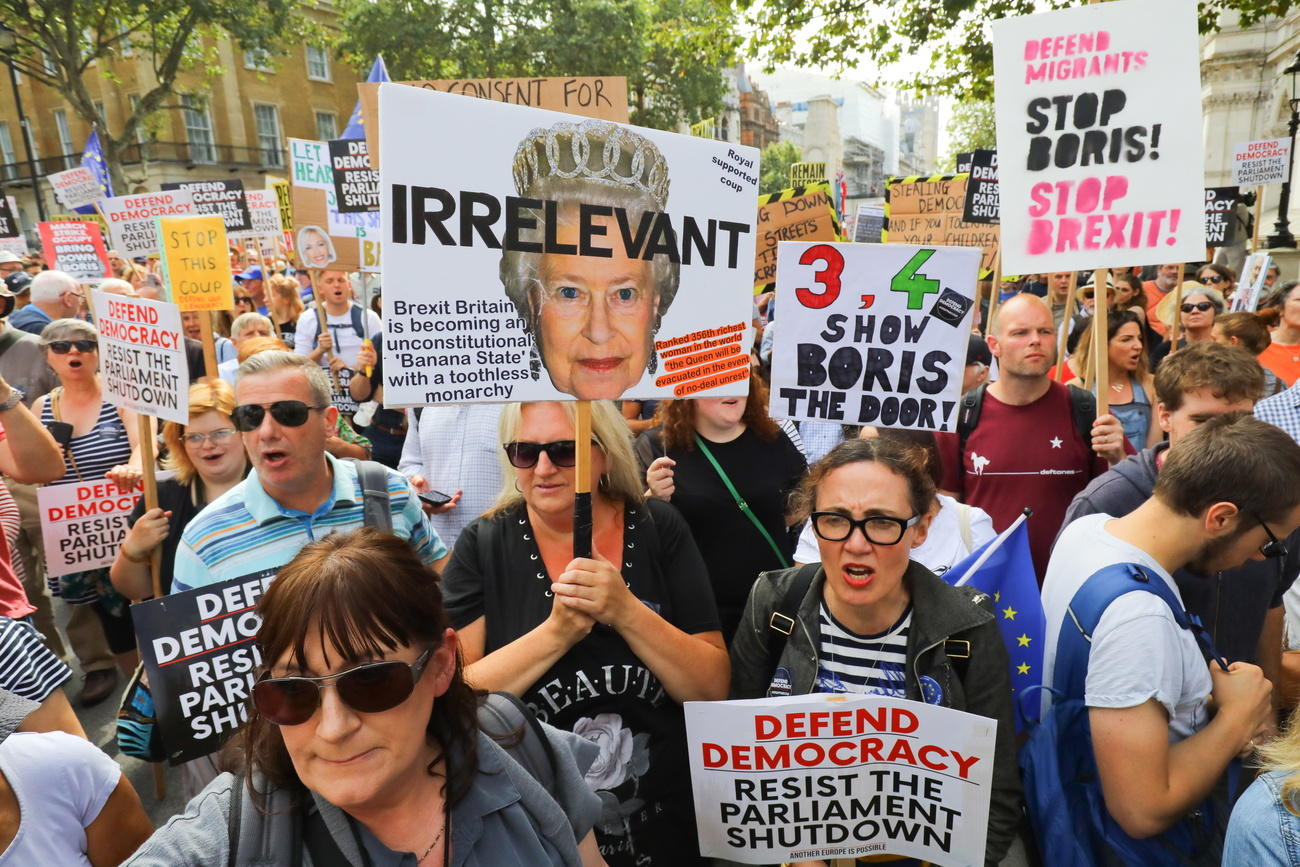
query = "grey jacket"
xmin=729 ymin=560 xmax=1022 ymax=865
xmin=124 ymin=728 xmax=602 ymax=866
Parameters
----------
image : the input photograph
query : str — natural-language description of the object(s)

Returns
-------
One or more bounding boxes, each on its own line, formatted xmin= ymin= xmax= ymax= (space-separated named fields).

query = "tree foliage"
xmin=2 ymin=0 xmax=312 ymax=191
xmin=743 ymin=0 xmax=1295 ymax=101
xmin=336 ymin=0 xmax=740 ymax=130
xmin=943 ymin=101 xmax=996 ymax=170
xmin=759 ymin=140 xmax=800 ymax=194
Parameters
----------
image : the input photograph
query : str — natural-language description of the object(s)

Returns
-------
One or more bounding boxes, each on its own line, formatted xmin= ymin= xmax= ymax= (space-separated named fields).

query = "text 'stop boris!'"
xmin=378 ymin=83 xmax=759 ymax=406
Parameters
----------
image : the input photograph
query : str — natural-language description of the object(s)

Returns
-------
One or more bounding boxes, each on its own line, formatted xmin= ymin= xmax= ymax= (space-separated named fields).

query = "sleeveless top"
xmin=40 ymin=395 xmax=131 ymax=485
xmin=1108 ymin=376 xmax=1152 ymax=449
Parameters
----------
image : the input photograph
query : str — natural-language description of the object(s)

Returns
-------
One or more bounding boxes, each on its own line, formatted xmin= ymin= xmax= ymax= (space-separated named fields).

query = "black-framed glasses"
xmin=182 ymin=428 xmax=237 ymax=446
xmin=1199 ymin=275 xmax=1225 ymax=285
xmin=810 ymin=511 xmax=920 ymax=545
xmin=235 ymin=296 xmax=254 ymax=305
xmin=1181 ymin=302 xmax=1214 ymax=313
xmin=231 ymin=401 xmax=327 ymax=431
xmin=1254 ymin=513 xmax=1289 ymax=560
xmin=504 ymin=440 xmax=579 ymax=468
xmin=45 ymin=339 xmax=97 ymax=354
xmin=252 ymin=648 xmax=434 ymax=726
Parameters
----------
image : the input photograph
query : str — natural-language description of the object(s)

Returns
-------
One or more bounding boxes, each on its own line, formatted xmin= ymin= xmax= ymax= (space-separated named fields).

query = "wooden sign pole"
xmin=1093 ymin=269 xmax=1110 ymax=415
xmin=1254 ymin=185 xmax=1265 ymax=251
xmin=1170 ymin=275 xmax=1185 ymax=346
xmin=573 ymin=401 xmax=593 ymax=559
xmin=134 ymin=413 xmax=167 ymax=800
xmin=985 ymin=250 xmax=1004 ymax=336
xmin=198 ymin=315 xmax=218 ymax=381
xmin=314 ymin=302 xmax=342 ymax=396
xmin=1056 ymin=272 xmax=1078 ymax=381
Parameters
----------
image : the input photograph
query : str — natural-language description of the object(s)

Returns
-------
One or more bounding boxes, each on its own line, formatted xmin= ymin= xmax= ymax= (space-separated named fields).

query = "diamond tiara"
xmin=511 ymin=119 xmax=670 ymax=210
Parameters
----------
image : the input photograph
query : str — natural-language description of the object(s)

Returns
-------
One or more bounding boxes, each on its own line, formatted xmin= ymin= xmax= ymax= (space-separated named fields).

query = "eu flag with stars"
xmin=74 ymin=129 xmax=113 ymax=216
xmin=340 ymin=55 xmax=390 ymax=140
xmin=944 ymin=514 xmax=1043 ymax=732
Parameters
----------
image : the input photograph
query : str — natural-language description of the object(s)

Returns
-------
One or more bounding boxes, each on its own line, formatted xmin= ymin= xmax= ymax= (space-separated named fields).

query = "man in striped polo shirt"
xmin=172 ymin=351 xmax=446 ymax=592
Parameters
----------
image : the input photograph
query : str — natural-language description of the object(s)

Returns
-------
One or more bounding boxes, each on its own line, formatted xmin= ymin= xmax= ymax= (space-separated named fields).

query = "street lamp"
xmin=1266 ymin=50 xmax=1300 ymax=249
xmin=0 ymin=23 xmax=46 ymax=223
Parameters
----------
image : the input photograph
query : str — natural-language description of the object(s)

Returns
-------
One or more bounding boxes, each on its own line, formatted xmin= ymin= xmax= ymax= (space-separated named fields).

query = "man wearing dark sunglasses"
xmin=172 ymin=351 xmax=447 ymax=593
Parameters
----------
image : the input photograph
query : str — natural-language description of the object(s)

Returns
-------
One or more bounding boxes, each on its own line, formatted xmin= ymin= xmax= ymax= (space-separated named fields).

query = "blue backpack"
xmin=1020 ymin=563 xmax=1231 ymax=866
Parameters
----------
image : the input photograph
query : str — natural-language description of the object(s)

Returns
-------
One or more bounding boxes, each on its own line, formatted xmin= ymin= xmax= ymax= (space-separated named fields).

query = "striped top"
xmin=172 ymin=453 xmax=447 ymax=592
xmin=814 ymin=601 xmax=911 ymax=697
xmin=0 ymin=617 xmax=71 ymax=701
xmin=40 ymin=396 xmax=131 ymax=485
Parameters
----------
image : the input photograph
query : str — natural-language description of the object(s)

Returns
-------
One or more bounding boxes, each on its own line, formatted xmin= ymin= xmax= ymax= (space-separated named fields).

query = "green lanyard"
xmin=693 ymin=434 xmax=791 ymax=569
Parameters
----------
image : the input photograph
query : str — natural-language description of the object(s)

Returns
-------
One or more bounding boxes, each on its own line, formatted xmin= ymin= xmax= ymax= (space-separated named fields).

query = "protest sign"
xmin=1233 ymin=139 xmax=1291 ymax=186
xmin=1233 ymin=252 xmax=1271 ymax=313
xmin=359 ymin=77 xmax=630 ymax=169
xmin=884 ymin=174 xmax=998 ymax=277
xmin=854 ymin=202 xmax=885 ymax=243
xmin=1204 ymin=187 xmax=1238 ymax=248
xmin=48 ymin=166 xmax=104 ymax=210
xmin=955 ymin=153 xmax=975 ymax=174
xmin=992 ymin=0 xmax=1206 ymax=273
xmin=769 ymin=240 xmax=979 ymax=431
xmin=288 ymin=137 xmax=379 ymax=272
xmin=0 ymin=197 xmax=16 ymax=238
xmin=963 ymin=149 xmax=999 ymax=224
xmin=158 ymin=215 xmax=235 ymax=312
xmin=161 ymin=180 xmax=252 ymax=235
xmin=231 ymin=189 xmax=285 ymax=239
xmin=37 ymin=475 xmax=171 ymax=578
xmin=37 ymin=220 xmax=111 ymax=282
xmin=691 ymin=117 xmax=718 ymax=139
xmin=133 ymin=569 xmax=275 ymax=764
xmin=790 ymin=161 xmax=828 ymax=188
xmin=686 ymin=693 xmax=996 ymax=865
xmin=328 ymin=138 xmax=379 ymax=213
xmin=270 ymin=178 xmax=294 ymax=247
xmin=92 ymin=290 xmax=189 ymax=424
xmin=755 ymin=183 xmax=843 ymax=293
xmin=379 ymin=83 xmax=758 ymax=405
xmin=0 ymin=238 xmax=24 ymax=258
xmin=99 ymin=190 xmax=196 ymax=257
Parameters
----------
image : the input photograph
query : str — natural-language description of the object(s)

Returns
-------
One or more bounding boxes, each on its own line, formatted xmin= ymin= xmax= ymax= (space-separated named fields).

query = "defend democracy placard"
xmin=329 ymin=138 xmax=380 ymax=213
xmin=378 ymin=83 xmax=759 ymax=406
xmin=38 ymin=476 xmax=172 ymax=578
xmin=133 ymin=569 xmax=276 ymax=764
xmin=92 ymin=291 xmax=189 ymax=425
xmin=162 ymin=180 xmax=253 ymax=235
xmin=992 ymin=0 xmax=1206 ymax=273
xmin=48 ymin=166 xmax=104 ymax=210
xmin=1233 ymin=139 xmax=1291 ymax=186
xmin=963 ymin=150 xmax=999 ymax=224
xmin=685 ymin=693 xmax=996 ymax=865
xmin=99 ymin=190 xmax=197 ymax=257
xmin=1204 ymin=187 xmax=1239 ymax=248
xmin=769 ymin=241 xmax=979 ymax=432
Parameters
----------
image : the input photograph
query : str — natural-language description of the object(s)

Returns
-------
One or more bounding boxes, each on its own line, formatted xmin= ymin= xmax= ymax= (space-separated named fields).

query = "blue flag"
xmin=340 ymin=55 xmax=390 ymax=140
xmin=74 ymin=129 xmax=113 ymax=216
xmin=944 ymin=514 xmax=1044 ymax=732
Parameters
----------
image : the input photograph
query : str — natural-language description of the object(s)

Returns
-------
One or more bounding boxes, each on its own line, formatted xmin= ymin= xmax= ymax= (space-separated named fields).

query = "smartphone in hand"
xmin=418 ymin=490 xmax=453 ymax=508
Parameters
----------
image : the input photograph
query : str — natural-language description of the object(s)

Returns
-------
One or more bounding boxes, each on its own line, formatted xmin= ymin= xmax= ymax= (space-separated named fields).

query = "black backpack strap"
xmin=478 ymin=691 xmax=558 ymax=791
xmin=349 ymin=304 xmax=366 ymax=340
xmin=764 ymin=563 xmax=820 ymax=679
xmin=955 ymin=384 xmax=987 ymax=455
xmin=226 ymin=774 xmax=243 ymax=867
xmin=1065 ymin=384 xmax=1099 ymax=454
xmin=302 ymin=808 xmax=350 ymax=867
xmin=349 ymin=458 xmax=393 ymax=532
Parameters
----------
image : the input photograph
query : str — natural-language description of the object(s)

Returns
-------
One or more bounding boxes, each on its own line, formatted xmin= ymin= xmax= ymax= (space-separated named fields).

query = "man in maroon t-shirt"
xmin=935 ymin=295 xmax=1129 ymax=579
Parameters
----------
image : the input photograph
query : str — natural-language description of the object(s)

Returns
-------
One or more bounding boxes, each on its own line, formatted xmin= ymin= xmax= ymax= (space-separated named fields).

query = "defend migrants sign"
xmin=329 ymin=138 xmax=380 ymax=213
xmin=378 ymin=83 xmax=760 ymax=406
xmin=685 ymin=694 xmax=997 ymax=865
xmin=99 ymin=190 xmax=197 ymax=257
xmin=1232 ymin=139 xmax=1291 ymax=186
xmin=991 ymin=0 xmax=1206 ymax=274
xmin=769 ymin=241 xmax=980 ymax=432
xmin=289 ymin=137 xmax=380 ymax=273
xmin=158 ymin=215 xmax=236 ymax=312
xmin=884 ymin=175 xmax=998 ymax=277
xmin=1204 ymin=187 xmax=1239 ymax=248
xmin=963 ymin=149 xmax=1000 ymax=224
xmin=37 ymin=221 xmax=111 ymax=282
xmin=37 ymin=476 xmax=172 ymax=578
xmin=755 ymin=184 xmax=843 ymax=293
xmin=133 ymin=569 xmax=276 ymax=764
xmin=92 ymin=290 xmax=189 ymax=425
xmin=161 ymin=180 xmax=253 ymax=235
xmin=48 ymin=166 xmax=105 ymax=210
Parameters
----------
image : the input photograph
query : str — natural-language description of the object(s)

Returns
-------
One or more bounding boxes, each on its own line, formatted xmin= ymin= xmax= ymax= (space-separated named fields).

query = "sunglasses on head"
xmin=1199 ymin=275 xmax=1225 ymax=285
xmin=1181 ymin=301 xmax=1214 ymax=313
xmin=504 ymin=440 xmax=579 ymax=468
xmin=45 ymin=339 xmax=97 ymax=354
xmin=252 ymin=648 xmax=434 ymax=726
xmin=231 ymin=400 xmax=327 ymax=431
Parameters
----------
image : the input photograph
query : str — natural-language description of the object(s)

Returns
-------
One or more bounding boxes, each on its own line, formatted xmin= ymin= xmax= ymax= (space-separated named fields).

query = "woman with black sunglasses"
xmin=1152 ymin=282 xmax=1224 ymax=368
xmin=1196 ymin=263 xmax=1236 ymax=301
xmin=729 ymin=437 xmax=1022 ymax=865
xmin=441 ymin=400 xmax=728 ymax=866
xmin=127 ymin=527 xmax=606 ymax=866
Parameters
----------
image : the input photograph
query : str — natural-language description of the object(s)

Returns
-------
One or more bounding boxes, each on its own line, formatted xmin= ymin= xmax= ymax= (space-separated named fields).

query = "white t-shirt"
xmin=1042 ymin=513 xmax=1211 ymax=740
xmin=794 ymin=493 xmax=996 ymax=576
xmin=0 ymin=731 xmax=121 ymax=865
xmin=292 ymin=304 xmax=382 ymax=369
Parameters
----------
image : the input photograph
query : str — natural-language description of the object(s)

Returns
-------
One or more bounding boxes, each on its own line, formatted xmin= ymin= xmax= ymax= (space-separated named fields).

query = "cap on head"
xmin=966 ymin=333 xmax=992 ymax=367
xmin=0 ymin=252 xmax=20 ymax=266
xmin=236 ymin=267 xmax=264 ymax=283
xmin=3 ymin=272 xmax=31 ymax=296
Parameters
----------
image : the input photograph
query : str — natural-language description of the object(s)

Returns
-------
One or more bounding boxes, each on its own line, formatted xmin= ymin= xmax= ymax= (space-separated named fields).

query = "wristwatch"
xmin=0 ymin=387 xmax=24 ymax=412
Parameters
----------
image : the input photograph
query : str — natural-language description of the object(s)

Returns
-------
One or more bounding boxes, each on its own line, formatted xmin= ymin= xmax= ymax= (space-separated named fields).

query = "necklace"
xmin=418 ymin=810 xmax=448 ymax=865
xmin=1110 ymin=382 xmax=1125 ymax=393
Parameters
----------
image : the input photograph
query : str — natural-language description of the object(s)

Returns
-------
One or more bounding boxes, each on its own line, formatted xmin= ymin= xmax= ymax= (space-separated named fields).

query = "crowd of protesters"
xmin=0 ymin=249 xmax=1296 ymax=866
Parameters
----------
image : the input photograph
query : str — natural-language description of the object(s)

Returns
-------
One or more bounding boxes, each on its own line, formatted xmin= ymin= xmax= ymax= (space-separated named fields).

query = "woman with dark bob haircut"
xmin=126 ymin=528 xmax=606 ymax=866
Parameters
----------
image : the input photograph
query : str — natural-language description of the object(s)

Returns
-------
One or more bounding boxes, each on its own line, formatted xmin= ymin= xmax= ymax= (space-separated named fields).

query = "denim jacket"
xmin=1224 ymin=770 xmax=1300 ymax=864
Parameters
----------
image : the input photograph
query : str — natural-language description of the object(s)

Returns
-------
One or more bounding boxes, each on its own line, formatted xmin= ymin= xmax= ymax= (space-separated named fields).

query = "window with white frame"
xmin=314 ymin=111 xmax=337 ymax=141
xmin=244 ymin=48 xmax=273 ymax=71
xmin=182 ymin=95 xmax=216 ymax=163
xmin=306 ymin=46 xmax=330 ymax=81
xmin=253 ymin=104 xmax=284 ymax=167
xmin=53 ymin=109 xmax=74 ymax=168
xmin=0 ymin=123 xmax=16 ymax=179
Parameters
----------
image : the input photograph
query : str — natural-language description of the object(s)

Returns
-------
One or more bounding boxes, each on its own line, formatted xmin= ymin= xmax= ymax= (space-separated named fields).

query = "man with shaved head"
xmin=935 ymin=294 xmax=1131 ymax=578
